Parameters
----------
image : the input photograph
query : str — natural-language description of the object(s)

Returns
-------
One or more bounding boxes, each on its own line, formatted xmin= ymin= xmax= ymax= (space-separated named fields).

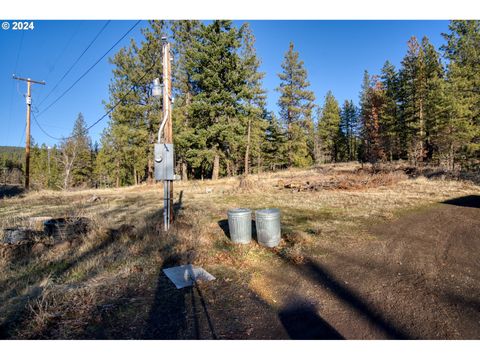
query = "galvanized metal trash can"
xmin=227 ymin=208 xmax=252 ymax=244
xmin=255 ymin=208 xmax=281 ymax=247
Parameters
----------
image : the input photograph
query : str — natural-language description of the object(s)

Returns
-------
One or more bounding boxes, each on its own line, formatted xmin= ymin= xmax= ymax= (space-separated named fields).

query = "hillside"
xmin=0 ymin=146 xmax=24 ymax=161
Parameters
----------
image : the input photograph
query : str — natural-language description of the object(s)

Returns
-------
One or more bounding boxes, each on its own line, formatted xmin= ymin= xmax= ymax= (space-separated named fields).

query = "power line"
xmin=32 ymin=112 xmax=64 ymax=141
xmin=38 ymin=21 xmax=111 ymax=108
xmin=13 ymin=31 xmax=25 ymax=73
xmin=36 ymin=20 xmax=141 ymax=117
xmin=32 ymin=63 xmax=155 ymax=142
xmin=18 ymin=123 xmax=27 ymax=148
xmin=44 ymin=22 xmax=83 ymax=79
xmin=9 ymin=31 xmax=25 ymax=147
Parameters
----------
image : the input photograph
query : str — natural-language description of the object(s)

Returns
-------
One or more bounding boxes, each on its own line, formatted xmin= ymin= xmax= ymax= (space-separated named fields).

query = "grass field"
xmin=1 ymin=162 xmax=479 ymax=339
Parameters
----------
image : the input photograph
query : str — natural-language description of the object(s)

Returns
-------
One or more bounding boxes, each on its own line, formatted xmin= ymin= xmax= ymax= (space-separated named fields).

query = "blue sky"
xmin=0 ymin=20 xmax=450 ymax=147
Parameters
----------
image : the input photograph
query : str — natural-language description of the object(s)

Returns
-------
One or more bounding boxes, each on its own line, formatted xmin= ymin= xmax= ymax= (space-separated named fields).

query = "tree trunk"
xmin=147 ymin=158 xmax=153 ymax=184
xmin=64 ymin=168 xmax=70 ymax=190
xmin=226 ymin=160 xmax=232 ymax=177
xmin=244 ymin=118 xmax=251 ymax=175
xmin=115 ymin=159 xmax=120 ymax=187
xmin=181 ymin=161 xmax=188 ymax=181
xmin=212 ymin=153 xmax=220 ymax=180
xmin=134 ymin=168 xmax=138 ymax=185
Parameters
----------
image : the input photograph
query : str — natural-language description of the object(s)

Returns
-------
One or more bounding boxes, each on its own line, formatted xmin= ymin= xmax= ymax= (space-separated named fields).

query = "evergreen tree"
xmin=441 ymin=20 xmax=480 ymax=169
xmin=70 ymin=113 xmax=92 ymax=186
xmin=30 ymin=142 xmax=61 ymax=189
xmin=263 ymin=112 xmax=288 ymax=171
xmin=276 ymin=41 xmax=315 ymax=167
xmin=184 ymin=20 xmax=251 ymax=179
xmin=421 ymin=37 xmax=447 ymax=162
xmin=58 ymin=113 xmax=92 ymax=189
xmin=95 ymin=128 xmax=119 ymax=187
xmin=318 ymin=91 xmax=341 ymax=163
xmin=360 ymin=74 xmax=386 ymax=165
xmin=171 ymin=20 xmax=201 ymax=180
xmin=399 ymin=36 xmax=428 ymax=165
xmin=238 ymin=23 xmax=267 ymax=175
xmin=380 ymin=60 xmax=400 ymax=160
xmin=339 ymin=100 xmax=359 ymax=161
xmin=100 ymin=21 xmax=165 ymax=186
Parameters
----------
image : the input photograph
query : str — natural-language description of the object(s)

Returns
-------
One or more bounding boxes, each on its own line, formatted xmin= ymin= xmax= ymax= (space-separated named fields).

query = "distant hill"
xmin=0 ymin=146 xmax=24 ymax=168
xmin=0 ymin=146 xmax=24 ymax=156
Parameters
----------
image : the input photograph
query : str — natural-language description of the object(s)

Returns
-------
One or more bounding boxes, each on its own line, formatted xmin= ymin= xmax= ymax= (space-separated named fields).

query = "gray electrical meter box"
xmin=154 ymin=143 xmax=176 ymax=180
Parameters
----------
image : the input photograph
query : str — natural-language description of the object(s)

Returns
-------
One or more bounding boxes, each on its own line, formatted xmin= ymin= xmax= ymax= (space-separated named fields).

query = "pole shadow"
xmin=276 ymin=252 xmax=411 ymax=340
xmin=278 ymin=300 xmax=344 ymax=340
xmin=442 ymin=195 xmax=480 ymax=209
xmin=144 ymin=270 xmax=189 ymax=339
xmin=174 ymin=190 xmax=184 ymax=217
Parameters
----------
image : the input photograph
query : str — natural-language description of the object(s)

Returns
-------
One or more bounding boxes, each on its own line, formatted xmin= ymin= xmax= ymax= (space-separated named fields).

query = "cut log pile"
xmin=278 ymin=171 xmax=407 ymax=192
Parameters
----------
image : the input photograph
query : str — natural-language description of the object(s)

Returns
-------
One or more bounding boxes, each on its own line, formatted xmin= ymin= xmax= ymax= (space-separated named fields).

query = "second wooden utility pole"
xmin=12 ymin=75 xmax=46 ymax=190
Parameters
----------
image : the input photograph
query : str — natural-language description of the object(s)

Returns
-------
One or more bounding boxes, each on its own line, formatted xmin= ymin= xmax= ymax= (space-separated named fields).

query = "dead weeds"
xmin=1 ymin=163 xmax=479 ymax=338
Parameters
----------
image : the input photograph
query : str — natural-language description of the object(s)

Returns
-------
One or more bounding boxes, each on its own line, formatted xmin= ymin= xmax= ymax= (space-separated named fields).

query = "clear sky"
xmin=0 ymin=20 xmax=450 ymax=147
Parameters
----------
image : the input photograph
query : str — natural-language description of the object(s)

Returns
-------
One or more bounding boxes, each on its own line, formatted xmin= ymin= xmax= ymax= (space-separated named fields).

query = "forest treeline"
xmin=2 ymin=20 xmax=479 ymax=189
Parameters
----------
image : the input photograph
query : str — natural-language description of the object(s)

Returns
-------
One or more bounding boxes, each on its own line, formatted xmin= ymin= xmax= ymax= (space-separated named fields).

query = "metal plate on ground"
xmin=162 ymin=264 xmax=215 ymax=289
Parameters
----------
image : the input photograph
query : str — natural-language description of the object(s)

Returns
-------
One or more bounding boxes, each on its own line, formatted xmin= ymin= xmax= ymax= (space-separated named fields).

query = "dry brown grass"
xmin=0 ymin=162 xmax=478 ymax=338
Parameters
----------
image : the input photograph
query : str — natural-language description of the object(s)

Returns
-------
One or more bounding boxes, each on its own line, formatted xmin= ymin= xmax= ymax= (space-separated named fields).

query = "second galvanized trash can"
xmin=255 ymin=208 xmax=281 ymax=247
xmin=227 ymin=208 xmax=252 ymax=244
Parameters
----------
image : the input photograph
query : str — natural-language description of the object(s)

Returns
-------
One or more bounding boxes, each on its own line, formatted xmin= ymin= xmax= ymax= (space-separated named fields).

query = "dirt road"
xmin=154 ymin=195 xmax=480 ymax=339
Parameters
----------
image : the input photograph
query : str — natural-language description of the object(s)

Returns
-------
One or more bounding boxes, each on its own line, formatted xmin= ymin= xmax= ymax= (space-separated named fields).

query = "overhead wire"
xmin=44 ymin=22 xmax=83 ymax=79
xmin=35 ymin=20 xmax=141 ymax=118
xmin=32 ymin=62 xmax=156 ymax=142
xmin=37 ymin=20 xmax=111 ymax=107
xmin=9 ymin=31 xmax=25 ymax=147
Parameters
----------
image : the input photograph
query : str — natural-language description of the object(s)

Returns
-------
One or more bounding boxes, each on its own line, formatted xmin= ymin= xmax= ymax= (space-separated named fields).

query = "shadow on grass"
xmin=0 ymin=185 xmax=25 ymax=199
xmin=442 ymin=195 xmax=480 ymax=209
xmin=143 ymin=232 xmax=217 ymax=339
xmin=0 ymin=228 xmax=122 ymax=338
xmin=144 ymin=271 xmax=190 ymax=339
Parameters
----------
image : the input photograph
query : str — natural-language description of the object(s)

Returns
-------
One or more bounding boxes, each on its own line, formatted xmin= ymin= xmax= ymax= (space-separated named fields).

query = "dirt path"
xmin=139 ymin=194 xmax=480 ymax=340
xmin=234 ymin=194 xmax=480 ymax=339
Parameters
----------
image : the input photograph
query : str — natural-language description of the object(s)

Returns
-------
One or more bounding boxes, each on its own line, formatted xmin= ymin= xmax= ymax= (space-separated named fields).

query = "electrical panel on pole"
xmin=152 ymin=37 xmax=178 ymax=231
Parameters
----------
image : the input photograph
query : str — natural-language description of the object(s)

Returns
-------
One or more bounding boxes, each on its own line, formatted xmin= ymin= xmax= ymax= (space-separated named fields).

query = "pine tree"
xmin=380 ymin=60 xmax=400 ymax=161
xmin=184 ymin=20 xmax=250 ymax=179
xmin=238 ymin=23 xmax=267 ymax=175
xmin=421 ymin=37 xmax=447 ymax=162
xmin=30 ymin=143 xmax=61 ymax=189
xmin=318 ymin=91 xmax=341 ymax=163
xmin=441 ymin=20 xmax=480 ymax=169
xmin=171 ymin=20 xmax=201 ymax=180
xmin=71 ymin=113 xmax=92 ymax=186
xmin=58 ymin=113 xmax=92 ymax=189
xmin=399 ymin=36 xmax=428 ymax=165
xmin=360 ymin=74 xmax=386 ymax=165
xmin=263 ymin=112 xmax=288 ymax=171
xmin=100 ymin=21 xmax=165 ymax=186
xmin=276 ymin=41 xmax=315 ymax=167
xmin=339 ymin=100 xmax=359 ymax=161
xmin=95 ymin=128 xmax=119 ymax=187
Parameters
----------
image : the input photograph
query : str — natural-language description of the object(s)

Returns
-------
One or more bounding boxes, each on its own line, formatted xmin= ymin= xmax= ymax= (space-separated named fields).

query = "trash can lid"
xmin=228 ymin=208 xmax=251 ymax=213
xmin=255 ymin=208 xmax=280 ymax=217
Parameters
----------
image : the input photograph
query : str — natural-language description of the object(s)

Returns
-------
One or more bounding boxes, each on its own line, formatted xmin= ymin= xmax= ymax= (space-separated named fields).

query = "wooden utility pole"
xmin=162 ymin=40 xmax=174 ymax=229
xmin=12 ymin=75 xmax=46 ymax=190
